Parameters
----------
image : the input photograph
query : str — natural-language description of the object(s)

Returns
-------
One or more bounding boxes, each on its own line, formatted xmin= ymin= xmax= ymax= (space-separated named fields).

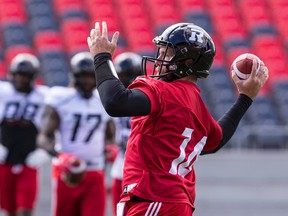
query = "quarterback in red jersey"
xmin=87 ymin=22 xmax=269 ymax=215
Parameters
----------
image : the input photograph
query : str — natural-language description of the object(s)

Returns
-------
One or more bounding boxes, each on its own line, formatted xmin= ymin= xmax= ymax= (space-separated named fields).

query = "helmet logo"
xmin=169 ymin=64 xmax=177 ymax=71
xmin=185 ymin=29 xmax=204 ymax=44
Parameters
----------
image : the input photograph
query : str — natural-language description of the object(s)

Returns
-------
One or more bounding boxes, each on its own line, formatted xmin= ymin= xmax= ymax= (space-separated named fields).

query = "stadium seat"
xmin=226 ymin=46 xmax=252 ymax=68
xmin=34 ymin=31 xmax=63 ymax=52
xmin=245 ymin=95 xmax=281 ymax=125
xmin=2 ymin=22 xmax=32 ymax=48
xmin=184 ymin=11 xmax=213 ymax=33
xmin=244 ymin=125 xmax=288 ymax=149
xmin=60 ymin=18 xmax=90 ymax=54
xmin=115 ymin=0 xmax=153 ymax=51
xmin=212 ymin=16 xmax=247 ymax=41
xmin=223 ymin=38 xmax=250 ymax=53
xmin=252 ymin=34 xmax=288 ymax=81
xmin=0 ymin=1 xmax=26 ymax=23
xmin=211 ymin=36 xmax=225 ymax=67
xmin=206 ymin=0 xmax=234 ymax=8
xmin=270 ymin=80 xmax=288 ymax=124
xmin=61 ymin=8 xmax=88 ymax=20
xmin=85 ymin=1 xmax=119 ymax=34
xmin=0 ymin=61 xmax=6 ymax=79
xmin=270 ymin=7 xmax=288 ymax=41
xmin=240 ymin=5 xmax=271 ymax=31
xmin=4 ymin=45 xmax=35 ymax=64
xmin=39 ymin=50 xmax=69 ymax=86
xmin=118 ymin=4 xmax=144 ymax=19
xmin=85 ymin=2 xmax=114 ymax=18
xmin=126 ymin=30 xmax=155 ymax=52
xmin=177 ymin=0 xmax=206 ymax=12
xmin=212 ymin=100 xmax=234 ymax=119
xmin=0 ymin=50 xmax=6 ymax=78
xmin=26 ymin=1 xmax=54 ymax=18
xmin=145 ymin=0 xmax=181 ymax=26
xmin=53 ymin=0 xmax=83 ymax=15
xmin=250 ymin=24 xmax=277 ymax=37
xmin=29 ymin=15 xmax=58 ymax=33
xmin=206 ymin=66 xmax=234 ymax=90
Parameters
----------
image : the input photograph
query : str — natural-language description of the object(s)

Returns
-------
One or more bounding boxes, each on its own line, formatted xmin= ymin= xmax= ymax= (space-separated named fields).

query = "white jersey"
xmin=0 ymin=81 xmax=48 ymax=129
xmin=46 ymin=86 xmax=112 ymax=170
xmin=0 ymin=81 xmax=48 ymax=164
xmin=115 ymin=116 xmax=132 ymax=152
xmin=111 ymin=116 xmax=132 ymax=179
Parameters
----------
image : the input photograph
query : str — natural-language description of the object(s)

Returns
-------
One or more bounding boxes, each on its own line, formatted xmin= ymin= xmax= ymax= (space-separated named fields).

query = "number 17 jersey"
xmin=45 ymin=86 xmax=111 ymax=170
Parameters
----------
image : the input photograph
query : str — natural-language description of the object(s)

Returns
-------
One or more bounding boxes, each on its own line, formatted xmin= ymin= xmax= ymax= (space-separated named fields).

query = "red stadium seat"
xmin=252 ymin=35 xmax=288 ymax=81
xmin=270 ymin=7 xmax=288 ymax=40
xmin=238 ymin=0 xmax=266 ymax=8
xmin=267 ymin=0 xmax=288 ymax=8
xmin=0 ymin=60 xmax=6 ymax=78
xmin=211 ymin=35 xmax=225 ymax=67
xmin=240 ymin=5 xmax=271 ymax=30
xmin=34 ymin=31 xmax=63 ymax=52
xmin=88 ymin=3 xmax=114 ymax=18
xmin=214 ymin=18 xmax=247 ymax=42
xmin=122 ymin=17 xmax=150 ymax=32
xmin=54 ymin=0 xmax=83 ymax=15
xmin=118 ymin=4 xmax=145 ymax=19
xmin=145 ymin=0 xmax=181 ymax=26
xmin=252 ymin=35 xmax=282 ymax=50
xmin=178 ymin=0 xmax=206 ymax=11
xmin=60 ymin=18 xmax=90 ymax=54
xmin=88 ymin=16 xmax=120 ymax=34
xmin=226 ymin=46 xmax=252 ymax=67
xmin=210 ymin=5 xmax=239 ymax=22
xmin=209 ymin=5 xmax=245 ymax=39
xmin=85 ymin=1 xmax=119 ymax=33
xmin=4 ymin=45 xmax=35 ymax=64
xmin=124 ymin=30 xmax=155 ymax=53
xmin=116 ymin=0 xmax=143 ymax=4
xmin=61 ymin=18 xmax=89 ymax=35
xmin=0 ymin=1 xmax=26 ymax=23
xmin=206 ymin=0 xmax=234 ymax=8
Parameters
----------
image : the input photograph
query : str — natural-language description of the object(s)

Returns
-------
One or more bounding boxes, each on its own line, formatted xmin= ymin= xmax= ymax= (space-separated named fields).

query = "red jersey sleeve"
xmin=129 ymin=76 xmax=160 ymax=115
xmin=203 ymin=118 xmax=223 ymax=152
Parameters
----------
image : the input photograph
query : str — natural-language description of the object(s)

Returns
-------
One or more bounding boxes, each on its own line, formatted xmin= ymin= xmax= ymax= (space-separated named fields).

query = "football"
xmin=231 ymin=53 xmax=261 ymax=79
xmin=58 ymin=153 xmax=87 ymax=186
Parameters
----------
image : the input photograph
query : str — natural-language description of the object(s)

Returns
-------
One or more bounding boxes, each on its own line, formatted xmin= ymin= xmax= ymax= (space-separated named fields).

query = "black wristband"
xmin=238 ymin=93 xmax=253 ymax=108
xmin=94 ymin=52 xmax=112 ymax=69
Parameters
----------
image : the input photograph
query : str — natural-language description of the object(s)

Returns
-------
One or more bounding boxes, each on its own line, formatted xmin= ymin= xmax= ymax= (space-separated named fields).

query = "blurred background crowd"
xmin=1 ymin=0 xmax=288 ymax=150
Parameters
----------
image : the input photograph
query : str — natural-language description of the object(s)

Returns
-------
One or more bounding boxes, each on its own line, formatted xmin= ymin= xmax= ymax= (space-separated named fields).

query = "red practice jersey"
xmin=121 ymin=76 xmax=222 ymax=208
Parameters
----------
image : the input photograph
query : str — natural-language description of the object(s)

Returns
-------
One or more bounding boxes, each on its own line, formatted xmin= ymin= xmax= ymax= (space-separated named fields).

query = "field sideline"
xmin=1 ymin=149 xmax=287 ymax=216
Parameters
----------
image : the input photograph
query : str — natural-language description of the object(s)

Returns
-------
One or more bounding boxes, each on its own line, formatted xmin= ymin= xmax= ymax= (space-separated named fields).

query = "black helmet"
xmin=70 ymin=51 xmax=95 ymax=76
xmin=9 ymin=53 xmax=40 ymax=79
xmin=70 ymin=52 xmax=96 ymax=99
xmin=114 ymin=52 xmax=143 ymax=87
xmin=142 ymin=23 xmax=216 ymax=82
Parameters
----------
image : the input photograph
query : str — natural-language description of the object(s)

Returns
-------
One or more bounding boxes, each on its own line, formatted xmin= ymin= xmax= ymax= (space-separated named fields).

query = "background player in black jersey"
xmin=0 ymin=53 xmax=50 ymax=216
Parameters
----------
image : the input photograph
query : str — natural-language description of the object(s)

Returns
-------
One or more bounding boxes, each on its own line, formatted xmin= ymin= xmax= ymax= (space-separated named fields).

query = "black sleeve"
xmin=201 ymin=94 xmax=253 ymax=155
xmin=94 ymin=53 xmax=151 ymax=117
